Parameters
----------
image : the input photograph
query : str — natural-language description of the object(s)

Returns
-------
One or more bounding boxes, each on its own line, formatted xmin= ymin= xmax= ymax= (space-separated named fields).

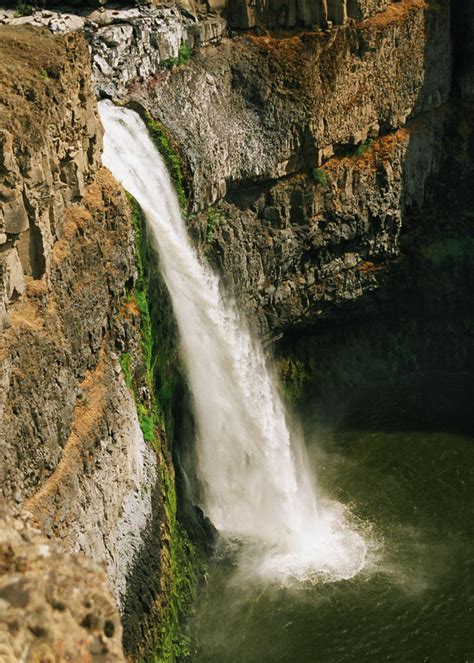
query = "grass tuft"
xmin=311 ymin=168 xmax=327 ymax=186
xmin=162 ymin=43 xmax=193 ymax=69
xmin=14 ymin=2 xmax=32 ymax=16
xmin=205 ymin=207 xmax=226 ymax=244
xmin=354 ymin=138 xmax=373 ymax=157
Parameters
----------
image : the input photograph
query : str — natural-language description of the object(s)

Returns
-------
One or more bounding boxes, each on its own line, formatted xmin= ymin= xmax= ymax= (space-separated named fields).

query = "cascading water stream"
xmin=99 ymin=100 xmax=368 ymax=583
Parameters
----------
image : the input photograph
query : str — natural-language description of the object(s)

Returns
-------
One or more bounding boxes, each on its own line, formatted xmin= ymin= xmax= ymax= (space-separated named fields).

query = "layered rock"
xmin=1 ymin=6 xmax=227 ymax=99
xmin=0 ymin=26 xmax=101 ymax=328
xmin=130 ymin=0 xmax=451 ymax=335
xmin=192 ymin=115 xmax=444 ymax=335
xmin=139 ymin=0 xmax=450 ymax=211
xmin=0 ymin=0 xmax=470 ymax=659
xmin=0 ymin=0 xmax=399 ymax=32
xmin=0 ymin=25 xmax=162 ymax=649
xmin=87 ymin=6 xmax=227 ymax=99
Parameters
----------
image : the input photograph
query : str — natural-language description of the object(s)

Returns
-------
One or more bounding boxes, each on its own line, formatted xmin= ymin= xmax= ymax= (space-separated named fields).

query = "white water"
xmin=99 ymin=101 xmax=368 ymax=583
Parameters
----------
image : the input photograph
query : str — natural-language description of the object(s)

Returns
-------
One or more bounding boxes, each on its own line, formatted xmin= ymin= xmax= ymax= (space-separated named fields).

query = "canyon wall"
xmin=0 ymin=26 xmax=172 ymax=660
xmin=122 ymin=0 xmax=472 ymax=411
xmin=134 ymin=0 xmax=452 ymax=337
xmin=227 ymin=0 xmax=392 ymax=28
xmin=1 ymin=0 xmax=473 ymax=660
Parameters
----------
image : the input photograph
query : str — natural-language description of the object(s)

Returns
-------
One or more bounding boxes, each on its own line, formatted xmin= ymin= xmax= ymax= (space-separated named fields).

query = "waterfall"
xmin=99 ymin=100 xmax=368 ymax=583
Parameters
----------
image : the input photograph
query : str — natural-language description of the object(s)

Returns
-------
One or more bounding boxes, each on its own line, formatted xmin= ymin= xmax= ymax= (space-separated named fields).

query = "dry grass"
xmin=120 ymin=298 xmax=140 ymax=319
xmin=0 ymin=26 xmax=89 ymax=150
xmin=364 ymin=0 xmax=428 ymax=29
xmin=51 ymin=169 xmax=122 ymax=264
xmin=24 ymin=350 xmax=109 ymax=521
xmin=322 ymin=127 xmax=410 ymax=177
xmin=9 ymin=300 xmax=44 ymax=332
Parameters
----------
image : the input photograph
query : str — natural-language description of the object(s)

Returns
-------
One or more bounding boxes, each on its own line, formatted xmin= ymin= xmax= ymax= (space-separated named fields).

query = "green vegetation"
xmin=137 ymin=403 xmax=156 ymax=442
xmin=119 ymin=352 xmax=133 ymax=389
xmin=277 ymin=356 xmax=310 ymax=403
xmin=337 ymin=138 xmax=374 ymax=159
xmin=162 ymin=43 xmax=193 ymax=70
xmin=124 ymin=194 xmax=204 ymax=663
xmin=311 ymin=168 xmax=327 ymax=186
xmin=120 ymin=195 xmax=165 ymax=440
xmin=421 ymin=237 xmax=474 ymax=267
xmin=140 ymin=111 xmax=187 ymax=210
xmin=148 ymin=467 xmax=202 ymax=662
xmin=205 ymin=207 xmax=226 ymax=244
xmin=354 ymin=138 xmax=373 ymax=157
xmin=14 ymin=2 xmax=33 ymax=16
xmin=148 ymin=123 xmax=185 ymax=208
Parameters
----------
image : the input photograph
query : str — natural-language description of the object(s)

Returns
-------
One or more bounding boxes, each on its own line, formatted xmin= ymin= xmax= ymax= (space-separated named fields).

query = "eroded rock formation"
xmin=190 ymin=117 xmax=445 ymax=334
xmin=227 ymin=0 xmax=393 ymax=28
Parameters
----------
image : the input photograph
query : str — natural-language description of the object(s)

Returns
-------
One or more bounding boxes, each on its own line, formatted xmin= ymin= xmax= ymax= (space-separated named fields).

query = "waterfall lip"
xmin=98 ymin=99 xmax=373 ymax=587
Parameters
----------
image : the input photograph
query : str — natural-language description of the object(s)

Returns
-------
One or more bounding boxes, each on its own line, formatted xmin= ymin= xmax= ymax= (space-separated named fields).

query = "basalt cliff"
xmin=0 ymin=0 xmax=473 ymax=660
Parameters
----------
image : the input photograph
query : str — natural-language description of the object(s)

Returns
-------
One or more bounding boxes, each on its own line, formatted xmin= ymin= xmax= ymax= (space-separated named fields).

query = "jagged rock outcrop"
xmin=0 ymin=508 xmax=126 ymax=662
xmin=0 ymin=26 xmax=101 ymax=328
xmin=1 ymin=0 xmax=472 ymax=658
xmin=130 ymin=0 xmax=451 ymax=334
xmin=0 ymin=0 xmax=398 ymax=32
xmin=87 ymin=6 xmax=227 ymax=99
xmin=1 ymin=6 xmax=227 ymax=100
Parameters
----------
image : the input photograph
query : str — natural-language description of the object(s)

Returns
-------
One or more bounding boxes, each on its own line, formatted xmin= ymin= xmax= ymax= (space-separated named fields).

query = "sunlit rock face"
xmin=138 ymin=1 xmax=451 ymax=209
xmin=0 ymin=25 xmax=162 ymax=651
xmin=0 ymin=0 xmax=473 ymax=659
xmin=134 ymin=0 xmax=451 ymax=335
xmin=0 ymin=508 xmax=127 ymax=662
xmin=0 ymin=27 xmax=101 ymax=326
xmin=87 ymin=7 xmax=227 ymax=99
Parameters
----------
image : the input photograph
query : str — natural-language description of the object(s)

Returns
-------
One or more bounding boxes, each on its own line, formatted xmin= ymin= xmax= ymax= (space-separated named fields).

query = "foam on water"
xmin=99 ymin=100 xmax=369 ymax=584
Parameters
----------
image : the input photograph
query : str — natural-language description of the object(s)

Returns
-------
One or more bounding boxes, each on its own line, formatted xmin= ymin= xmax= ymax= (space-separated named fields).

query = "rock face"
xmin=0 ymin=25 xmax=164 ymax=657
xmin=227 ymin=0 xmax=392 ymax=28
xmin=0 ymin=508 xmax=126 ymax=663
xmin=1 ymin=2 xmax=416 ymax=103
xmin=0 ymin=0 xmax=472 ymax=660
xmin=139 ymin=1 xmax=451 ymax=211
xmin=194 ymin=117 xmax=444 ymax=335
xmin=134 ymin=0 xmax=451 ymax=335
xmin=87 ymin=7 xmax=227 ymax=99
xmin=1 ymin=6 xmax=227 ymax=100
xmin=0 ymin=26 xmax=101 ymax=328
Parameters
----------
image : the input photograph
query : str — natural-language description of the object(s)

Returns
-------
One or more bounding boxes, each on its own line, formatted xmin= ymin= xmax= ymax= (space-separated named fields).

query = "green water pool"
xmin=190 ymin=377 xmax=474 ymax=662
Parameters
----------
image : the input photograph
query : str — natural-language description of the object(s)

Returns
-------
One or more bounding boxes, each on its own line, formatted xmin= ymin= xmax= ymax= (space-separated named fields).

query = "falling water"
xmin=99 ymin=100 xmax=368 ymax=583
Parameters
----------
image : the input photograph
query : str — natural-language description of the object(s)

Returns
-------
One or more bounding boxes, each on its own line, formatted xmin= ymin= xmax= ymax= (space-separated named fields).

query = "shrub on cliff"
xmin=311 ymin=168 xmax=327 ymax=186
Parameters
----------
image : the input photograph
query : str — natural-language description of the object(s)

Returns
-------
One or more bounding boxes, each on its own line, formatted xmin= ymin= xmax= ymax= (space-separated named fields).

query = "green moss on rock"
xmin=124 ymin=194 xmax=204 ymax=663
xmin=126 ymin=102 xmax=187 ymax=211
